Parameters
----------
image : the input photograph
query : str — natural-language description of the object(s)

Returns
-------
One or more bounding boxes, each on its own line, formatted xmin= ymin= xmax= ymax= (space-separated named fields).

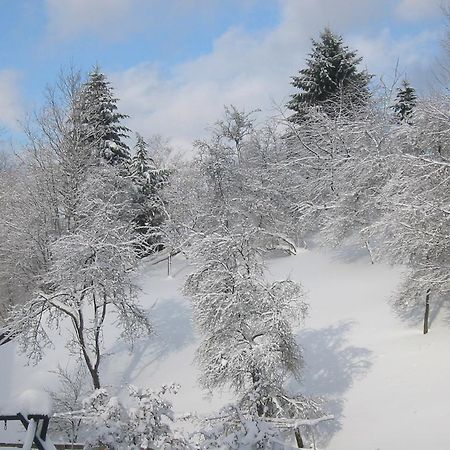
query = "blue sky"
xmin=0 ymin=0 xmax=447 ymax=149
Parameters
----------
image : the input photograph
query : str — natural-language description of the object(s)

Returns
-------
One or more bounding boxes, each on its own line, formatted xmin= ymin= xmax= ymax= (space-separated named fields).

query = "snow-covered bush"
xmin=82 ymin=384 xmax=189 ymax=449
xmin=193 ymin=388 xmax=323 ymax=450
xmin=195 ymin=403 xmax=282 ymax=450
xmin=49 ymin=364 xmax=90 ymax=444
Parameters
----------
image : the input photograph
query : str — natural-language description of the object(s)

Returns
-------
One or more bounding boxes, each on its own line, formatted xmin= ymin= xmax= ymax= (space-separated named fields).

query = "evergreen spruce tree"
xmin=129 ymin=134 xmax=168 ymax=255
xmin=287 ymin=28 xmax=372 ymax=121
xmin=81 ymin=67 xmax=131 ymax=165
xmin=392 ymin=79 xmax=417 ymax=123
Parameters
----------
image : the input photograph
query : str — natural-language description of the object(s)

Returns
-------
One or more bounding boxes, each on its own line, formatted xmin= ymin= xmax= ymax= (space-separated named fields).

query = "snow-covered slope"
xmin=1 ymin=240 xmax=449 ymax=449
xmin=268 ymin=243 xmax=450 ymax=449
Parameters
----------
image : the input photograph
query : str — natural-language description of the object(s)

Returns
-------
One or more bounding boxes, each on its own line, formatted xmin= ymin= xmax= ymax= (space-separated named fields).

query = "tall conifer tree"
xmin=392 ymin=79 xmax=417 ymax=123
xmin=130 ymin=134 xmax=168 ymax=255
xmin=287 ymin=28 xmax=372 ymax=121
xmin=80 ymin=67 xmax=131 ymax=165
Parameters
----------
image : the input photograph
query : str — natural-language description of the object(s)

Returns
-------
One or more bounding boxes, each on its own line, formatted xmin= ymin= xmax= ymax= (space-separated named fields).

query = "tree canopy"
xmin=287 ymin=28 xmax=372 ymax=121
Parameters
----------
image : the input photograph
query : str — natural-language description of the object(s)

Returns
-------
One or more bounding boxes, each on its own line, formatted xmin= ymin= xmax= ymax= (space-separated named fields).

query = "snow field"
xmin=1 ymin=239 xmax=450 ymax=449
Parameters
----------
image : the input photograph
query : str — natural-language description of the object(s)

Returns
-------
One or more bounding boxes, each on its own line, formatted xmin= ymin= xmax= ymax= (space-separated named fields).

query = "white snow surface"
xmin=1 ymin=239 xmax=450 ymax=449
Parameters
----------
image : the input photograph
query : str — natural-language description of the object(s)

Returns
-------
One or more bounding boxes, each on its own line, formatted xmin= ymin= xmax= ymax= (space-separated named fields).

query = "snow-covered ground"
xmin=1 ymin=240 xmax=450 ymax=449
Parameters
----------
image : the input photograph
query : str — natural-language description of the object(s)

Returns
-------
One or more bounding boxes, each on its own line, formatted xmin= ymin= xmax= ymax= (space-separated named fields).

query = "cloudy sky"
xmin=0 ymin=0 xmax=447 ymax=151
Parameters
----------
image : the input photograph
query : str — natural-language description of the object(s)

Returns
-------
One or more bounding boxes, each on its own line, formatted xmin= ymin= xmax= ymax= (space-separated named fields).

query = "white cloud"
xmin=43 ymin=0 xmax=264 ymax=42
xmin=0 ymin=70 xmax=23 ymax=131
xmin=111 ymin=25 xmax=301 ymax=151
xmin=44 ymin=0 xmax=144 ymax=40
xmin=395 ymin=0 xmax=441 ymax=21
xmin=109 ymin=0 xmax=443 ymax=151
xmin=350 ymin=28 xmax=441 ymax=89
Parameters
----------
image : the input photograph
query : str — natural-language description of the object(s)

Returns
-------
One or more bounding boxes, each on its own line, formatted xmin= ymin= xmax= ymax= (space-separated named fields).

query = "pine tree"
xmin=287 ymin=28 xmax=372 ymax=121
xmin=80 ymin=67 xmax=131 ymax=165
xmin=130 ymin=134 xmax=161 ymax=196
xmin=129 ymin=134 xmax=168 ymax=255
xmin=392 ymin=79 xmax=417 ymax=123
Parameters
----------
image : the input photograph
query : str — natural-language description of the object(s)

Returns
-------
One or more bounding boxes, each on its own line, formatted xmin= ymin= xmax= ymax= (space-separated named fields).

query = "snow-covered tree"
xmin=3 ymin=70 xmax=151 ymax=388
xmin=183 ymin=225 xmax=320 ymax=448
xmin=371 ymin=94 xmax=450 ymax=334
xmin=184 ymin=229 xmax=306 ymax=391
xmin=0 ymin=74 xmax=87 ymax=310
xmin=313 ymin=102 xmax=396 ymax=250
xmin=392 ymin=79 xmax=417 ymax=123
xmin=285 ymin=69 xmax=450 ymax=337
xmin=162 ymin=108 xmax=320 ymax=441
xmin=287 ymin=28 xmax=372 ymax=121
xmin=0 ymin=73 xmax=88 ymax=315
xmin=80 ymin=67 xmax=131 ymax=166
xmin=0 ymin=146 xmax=14 ymax=172
xmin=0 ymin=149 xmax=59 ymax=318
xmin=163 ymin=107 xmax=297 ymax=253
xmin=7 ymin=165 xmax=152 ymax=388
xmin=81 ymin=384 xmax=189 ymax=449
xmin=193 ymin=106 xmax=253 ymax=230
xmin=129 ymin=133 xmax=168 ymax=255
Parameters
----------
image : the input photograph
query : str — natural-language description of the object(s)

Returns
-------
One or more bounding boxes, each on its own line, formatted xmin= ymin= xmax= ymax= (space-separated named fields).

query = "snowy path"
xmin=1 ymin=242 xmax=450 ymax=449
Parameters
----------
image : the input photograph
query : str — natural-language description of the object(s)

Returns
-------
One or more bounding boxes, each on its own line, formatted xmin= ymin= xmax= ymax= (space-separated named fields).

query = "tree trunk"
xmin=90 ymin=367 xmax=101 ymax=390
xmin=364 ymin=240 xmax=374 ymax=265
xmin=167 ymin=253 xmax=172 ymax=277
xmin=82 ymin=348 xmax=101 ymax=389
xmin=295 ymin=428 xmax=304 ymax=448
xmin=75 ymin=318 xmax=101 ymax=389
xmin=250 ymin=371 xmax=264 ymax=417
xmin=423 ymin=289 xmax=430 ymax=335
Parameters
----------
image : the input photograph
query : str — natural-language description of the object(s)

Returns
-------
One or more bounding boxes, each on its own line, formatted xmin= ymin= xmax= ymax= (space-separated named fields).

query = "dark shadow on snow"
xmin=389 ymin=285 xmax=448 ymax=331
xmin=302 ymin=233 xmax=372 ymax=265
xmin=288 ymin=320 xmax=372 ymax=448
xmin=439 ymin=296 xmax=450 ymax=326
xmin=103 ymin=296 xmax=196 ymax=389
xmin=427 ymin=293 xmax=450 ymax=328
xmin=328 ymin=241 xmax=372 ymax=265
xmin=171 ymin=260 xmax=191 ymax=278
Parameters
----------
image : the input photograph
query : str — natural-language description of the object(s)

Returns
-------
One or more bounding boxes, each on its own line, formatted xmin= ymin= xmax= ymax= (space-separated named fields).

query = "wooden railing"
xmin=0 ymin=414 xmax=53 ymax=450
xmin=0 ymin=444 xmax=84 ymax=449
